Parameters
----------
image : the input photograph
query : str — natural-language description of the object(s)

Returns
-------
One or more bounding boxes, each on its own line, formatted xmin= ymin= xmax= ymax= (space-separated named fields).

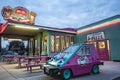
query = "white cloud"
xmin=0 ymin=0 xmax=120 ymax=28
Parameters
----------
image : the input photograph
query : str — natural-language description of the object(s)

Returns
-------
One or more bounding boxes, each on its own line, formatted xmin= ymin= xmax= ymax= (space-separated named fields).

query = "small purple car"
xmin=44 ymin=44 xmax=102 ymax=80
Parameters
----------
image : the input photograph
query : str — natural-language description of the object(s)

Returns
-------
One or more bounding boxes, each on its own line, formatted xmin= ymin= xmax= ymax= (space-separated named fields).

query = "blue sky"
xmin=0 ymin=0 xmax=120 ymax=28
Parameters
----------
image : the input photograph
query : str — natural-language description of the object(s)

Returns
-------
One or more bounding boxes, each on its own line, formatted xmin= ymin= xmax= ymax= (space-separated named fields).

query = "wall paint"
xmin=76 ymin=23 xmax=120 ymax=61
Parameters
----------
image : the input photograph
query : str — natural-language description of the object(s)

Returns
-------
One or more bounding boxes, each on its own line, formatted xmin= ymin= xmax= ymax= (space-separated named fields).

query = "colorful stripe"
xmin=77 ymin=19 xmax=120 ymax=34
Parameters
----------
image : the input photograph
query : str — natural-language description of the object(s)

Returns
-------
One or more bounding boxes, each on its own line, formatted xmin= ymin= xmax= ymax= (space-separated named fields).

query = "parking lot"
xmin=0 ymin=61 xmax=120 ymax=80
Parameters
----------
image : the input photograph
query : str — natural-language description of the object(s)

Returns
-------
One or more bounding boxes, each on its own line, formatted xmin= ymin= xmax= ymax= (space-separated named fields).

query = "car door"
xmin=75 ymin=45 xmax=92 ymax=75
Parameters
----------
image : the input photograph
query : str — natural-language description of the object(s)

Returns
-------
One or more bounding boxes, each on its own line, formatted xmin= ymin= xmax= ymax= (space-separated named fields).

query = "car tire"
xmin=61 ymin=69 xmax=72 ymax=80
xmin=92 ymin=65 xmax=99 ymax=74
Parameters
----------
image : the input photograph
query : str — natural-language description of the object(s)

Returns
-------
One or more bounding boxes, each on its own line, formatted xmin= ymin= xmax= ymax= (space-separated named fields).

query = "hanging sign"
xmin=1 ymin=6 xmax=36 ymax=24
xmin=87 ymin=32 xmax=105 ymax=41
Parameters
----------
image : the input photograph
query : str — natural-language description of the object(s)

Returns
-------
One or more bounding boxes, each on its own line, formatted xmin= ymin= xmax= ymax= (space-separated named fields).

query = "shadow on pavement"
xmin=112 ymin=76 xmax=120 ymax=80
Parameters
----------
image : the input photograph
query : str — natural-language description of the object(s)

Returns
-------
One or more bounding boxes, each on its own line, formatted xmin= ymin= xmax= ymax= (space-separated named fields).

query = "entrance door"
xmin=96 ymin=40 xmax=109 ymax=61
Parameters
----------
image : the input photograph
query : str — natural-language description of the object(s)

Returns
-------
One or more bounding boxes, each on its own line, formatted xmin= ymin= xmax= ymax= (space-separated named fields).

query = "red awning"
xmin=0 ymin=22 xmax=8 ymax=34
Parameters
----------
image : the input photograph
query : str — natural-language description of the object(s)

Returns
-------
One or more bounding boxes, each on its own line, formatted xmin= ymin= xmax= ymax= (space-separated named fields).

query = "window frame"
xmin=76 ymin=45 xmax=91 ymax=56
xmin=55 ymin=35 xmax=60 ymax=53
xmin=50 ymin=34 xmax=55 ymax=53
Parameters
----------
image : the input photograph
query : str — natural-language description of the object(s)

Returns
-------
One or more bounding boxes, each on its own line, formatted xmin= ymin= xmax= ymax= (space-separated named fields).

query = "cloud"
xmin=0 ymin=0 xmax=120 ymax=28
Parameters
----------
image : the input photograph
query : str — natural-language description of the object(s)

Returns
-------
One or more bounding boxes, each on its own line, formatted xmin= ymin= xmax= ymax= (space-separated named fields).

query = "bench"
xmin=26 ymin=64 xmax=42 ymax=72
xmin=17 ymin=55 xmax=27 ymax=68
xmin=2 ymin=55 xmax=15 ymax=64
xmin=26 ymin=63 xmax=45 ymax=72
xmin=26 ymin=56 xmax=52 ymax=72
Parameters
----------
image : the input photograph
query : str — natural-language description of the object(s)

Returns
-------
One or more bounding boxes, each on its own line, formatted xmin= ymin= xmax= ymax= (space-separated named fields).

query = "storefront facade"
xmin=0 ymin=22 xmax=76 ymax=56
xmin=32 ymin=30 xmax=76 ymax=56
xmin=46 ymin=31 xmax=75 ymax=56
xmin=76 ymin=15 xmax=120 ymax=61
xmin=1 ymin=6 xmax=120 ymax=61
xmin=0 ymin=6 xmax=76 ymax=56
xmin=1 ymin=15 xmax=120 ymax=61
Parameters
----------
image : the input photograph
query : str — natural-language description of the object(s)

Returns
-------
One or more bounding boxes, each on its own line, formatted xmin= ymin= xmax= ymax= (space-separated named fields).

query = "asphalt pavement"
xmin=0 ymin=61 xmax=120 ymax=80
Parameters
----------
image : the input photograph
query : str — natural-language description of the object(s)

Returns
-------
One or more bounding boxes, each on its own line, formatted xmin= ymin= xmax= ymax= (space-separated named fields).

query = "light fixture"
xmin=77 ymin=19 xmax=120 ymax=34
xmin=8 ymin=39 xmax=22 ymax=41
xmin=14 ymin=25 xmax=39 ymax=30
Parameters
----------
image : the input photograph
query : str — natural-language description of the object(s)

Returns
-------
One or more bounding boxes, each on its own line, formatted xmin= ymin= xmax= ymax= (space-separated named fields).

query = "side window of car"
xmin=76 ymin=47 xmax=85 ymax=56
xmin=81 ymin=47 xmax=85 ymax=55
xmin=76 ymin=48 xmax=82 ymax=56
xmin=85 ymin=46 xmax=90 ymax=55
xmin=76 ymin=45 xmax=90 ymax=56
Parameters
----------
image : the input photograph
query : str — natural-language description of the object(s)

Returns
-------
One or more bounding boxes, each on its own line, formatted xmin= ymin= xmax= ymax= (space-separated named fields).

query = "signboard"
xmin=87 ymin=32 xmax=105 ymax=41
xmin=1 ymin=6 xmax=36 ymax=24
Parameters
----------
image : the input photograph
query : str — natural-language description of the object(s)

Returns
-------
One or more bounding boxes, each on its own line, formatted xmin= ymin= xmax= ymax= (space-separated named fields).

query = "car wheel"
xmin=61 ymin=69 xmax=72 ymax=80
xmin=92 ymin=65 xmax=99 ymax=74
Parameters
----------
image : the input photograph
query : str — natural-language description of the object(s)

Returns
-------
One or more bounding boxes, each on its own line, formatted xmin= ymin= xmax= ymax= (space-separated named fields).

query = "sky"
xmin=0 ymin=0 xmax=120 ymax=29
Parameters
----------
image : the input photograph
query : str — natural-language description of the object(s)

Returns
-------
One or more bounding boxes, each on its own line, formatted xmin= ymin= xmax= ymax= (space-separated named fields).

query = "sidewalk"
xmin=0 ymin=62 xmax=46 ymax=80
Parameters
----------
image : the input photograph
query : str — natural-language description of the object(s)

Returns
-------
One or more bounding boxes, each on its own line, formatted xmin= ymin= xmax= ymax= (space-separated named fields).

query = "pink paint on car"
xmin=44 ymin=44 xmax=103 ymax=80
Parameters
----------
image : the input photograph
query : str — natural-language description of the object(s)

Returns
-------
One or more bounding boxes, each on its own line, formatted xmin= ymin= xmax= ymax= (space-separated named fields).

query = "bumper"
xmin=99 ymin=62 xmax=104 ymax=65
xmin=43 ymin=65 xmax=60 ymax=76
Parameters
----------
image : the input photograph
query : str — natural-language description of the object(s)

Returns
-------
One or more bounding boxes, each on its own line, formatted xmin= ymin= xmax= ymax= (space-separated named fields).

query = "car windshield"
xmin=53 ymin=44 xmax=79 ymax=60
xmin=55 ymin=44 xmax=80 ymax=59
xmin=48 ymin=44 xmax=81 ymax=67
xmin=62 ymin=44 xmax=79 ymax=53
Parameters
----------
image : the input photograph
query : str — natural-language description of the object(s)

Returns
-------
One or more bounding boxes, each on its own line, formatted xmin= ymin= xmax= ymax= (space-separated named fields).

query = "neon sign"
xmin=15 ymin=8 xmax=27 ymax=15
xmin=87 ymin=32 xmax=105 ymax=41
xmin=1 ymin=6 xmax=36 ymax=24
xmin=77 ymin=19 xmax=120 ymax=34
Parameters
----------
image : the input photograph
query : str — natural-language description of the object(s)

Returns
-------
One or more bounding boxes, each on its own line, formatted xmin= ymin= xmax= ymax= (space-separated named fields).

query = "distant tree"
xmin=8 ymin=41 xmax=25 ymax=55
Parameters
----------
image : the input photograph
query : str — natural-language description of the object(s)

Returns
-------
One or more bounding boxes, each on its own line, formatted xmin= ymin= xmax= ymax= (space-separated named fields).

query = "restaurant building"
xmin=76 ymin=15 xmax=120 ymax=61
xmin=0 ymin=6 xmax=120 ymax=61
xmin=0 ymin=6 xmax=76 ymax=57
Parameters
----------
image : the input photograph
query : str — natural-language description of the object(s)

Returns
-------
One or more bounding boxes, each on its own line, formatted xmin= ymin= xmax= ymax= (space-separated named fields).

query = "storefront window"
xmin=56 ymin=35 xmax=60 ymax=52
xmin=29 ymin=39 xmax=33 ymax=54
xmin=50 ymin=35 xmax=55 ymax=52
xmin=61 ymin=36 xmax=65 ymax=50
xmin=66 ymin=36 xmax=70 ymax=47
xmin=35 ymin=40 xmax=39 ymax=55
xmin=71 ymin=36 xmax=74 ymax=45
xmin=43 ymin=35 xmax=47 ymax=54
xmin=98 ymin=41 xmax=105 ymax=48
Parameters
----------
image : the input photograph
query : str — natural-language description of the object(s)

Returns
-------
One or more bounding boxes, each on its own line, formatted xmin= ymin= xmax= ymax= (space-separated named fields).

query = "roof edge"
xmin=8 ymin=22 xmax=77 ymax=34
xmin=77 ymin=15 xmax=120 ymax=30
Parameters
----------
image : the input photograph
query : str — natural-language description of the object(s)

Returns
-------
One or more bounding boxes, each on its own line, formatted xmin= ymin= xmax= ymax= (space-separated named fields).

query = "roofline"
xmin=4 ymin=15 xmax=120 ymax=35
xmin=8 ymin=22 xmax=76 ymax=34
xmin=77 ymin=15 xmax=120 ymax=30
xmin=77 ymin=15 xmax=120 ymax=34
